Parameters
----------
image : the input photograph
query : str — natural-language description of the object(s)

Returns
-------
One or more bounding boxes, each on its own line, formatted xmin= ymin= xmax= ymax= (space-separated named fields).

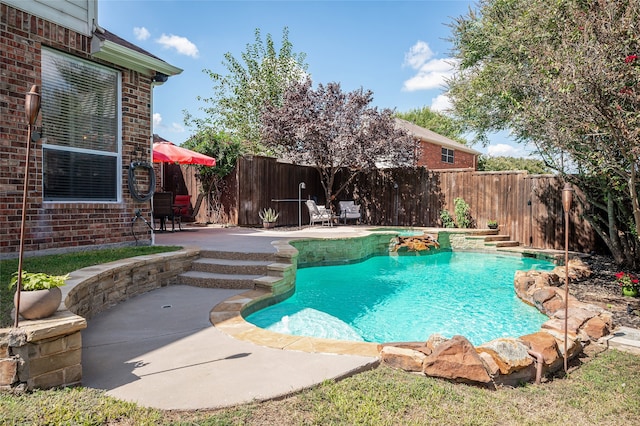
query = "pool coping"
xmin=210 ymin=229 xmax=568 ymax=358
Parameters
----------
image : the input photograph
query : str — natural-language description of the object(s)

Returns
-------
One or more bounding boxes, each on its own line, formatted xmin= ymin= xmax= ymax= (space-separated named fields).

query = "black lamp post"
xmin=298 ymin=182 xmax=306 ymax=228
xmin=14 ymin=85 xmax=41 ymax=328
xmin=562 ymin=182 xmax=574 ymax=373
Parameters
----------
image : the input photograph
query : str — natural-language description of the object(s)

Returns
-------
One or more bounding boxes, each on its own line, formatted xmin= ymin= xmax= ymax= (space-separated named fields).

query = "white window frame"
xmin=441 ymin=147 xmax=454 ymax=164
xmin=41 ymin=47 xmax=122 ymax=203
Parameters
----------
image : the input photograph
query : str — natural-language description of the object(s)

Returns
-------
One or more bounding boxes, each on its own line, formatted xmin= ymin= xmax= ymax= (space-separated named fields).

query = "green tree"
xmin=478 ymin=156 xmax=550 ymax=174
xmin=260 ymin=78 xmax=415 ymax=206
xmin=182 ymin=129 xmax=244 ymax=223
xmin=184 ymin=28 xmax=307 ymax=153
xmin=396 ymin=106 xmax=467 ymax=145
xmin=448 ymin=0 xmax=640 ymax=267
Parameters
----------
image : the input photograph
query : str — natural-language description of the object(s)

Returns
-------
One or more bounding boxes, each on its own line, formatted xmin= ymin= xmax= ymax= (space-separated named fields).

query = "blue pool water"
xmin=245 ymin=251 xmax=555 ymax=345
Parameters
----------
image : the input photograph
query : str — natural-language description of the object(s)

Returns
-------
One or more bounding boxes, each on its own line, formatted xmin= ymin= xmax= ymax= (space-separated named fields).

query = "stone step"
xmin=178 ymin=270 xmax=259 ymax=289
xmin=254 ymin=275 xmax=282 ymax=290
xmin=495 ymin=241 xmax=520 ymax=248
xmin=199 ymin=250 xmax=275 ymax=262
xmin=483 ymin=235 xmax=511 ymax=242
xmin=191 ymin=257 xmax=272 ymax=275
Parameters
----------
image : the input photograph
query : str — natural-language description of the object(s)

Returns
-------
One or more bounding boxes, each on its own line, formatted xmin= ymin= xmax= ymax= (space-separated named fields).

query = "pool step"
xmin=483 ymin=234 xmax=510 ymax=242
xmin=179 ymin=249 xmax=294 ymax=290
xmin=179 ymin=270 xmax=261 ymax=289
xmin=191 ymin=257 xmax=272 ymax=275
xmin=494 ymin=240 xmax=521 ymax=248
xmin=476 ymin=234 xmax=521 ymax=249
xmin=199 ymin=250 xmax=275 ymax=262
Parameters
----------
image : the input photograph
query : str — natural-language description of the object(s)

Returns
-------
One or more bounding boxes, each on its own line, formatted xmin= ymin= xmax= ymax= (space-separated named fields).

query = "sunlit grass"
xmin=2 ymin=349 xmax=637 ymax=425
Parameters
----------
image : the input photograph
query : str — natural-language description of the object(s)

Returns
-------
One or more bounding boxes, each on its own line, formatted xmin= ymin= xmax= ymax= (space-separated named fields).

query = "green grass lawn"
xmin=0 ymin=348 xmax=638 ymax=425
xmin=0 ymin=246 xmax=181 ymax=327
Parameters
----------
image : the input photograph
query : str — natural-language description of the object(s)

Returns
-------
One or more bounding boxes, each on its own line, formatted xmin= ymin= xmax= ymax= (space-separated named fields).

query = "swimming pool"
xmin=245 ymin=251 xmax=555 ymax=346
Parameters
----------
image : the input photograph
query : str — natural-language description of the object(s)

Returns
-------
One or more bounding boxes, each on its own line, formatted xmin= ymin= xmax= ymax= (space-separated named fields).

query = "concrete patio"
xmin=82 ymin=225 xmax=380 ymax=410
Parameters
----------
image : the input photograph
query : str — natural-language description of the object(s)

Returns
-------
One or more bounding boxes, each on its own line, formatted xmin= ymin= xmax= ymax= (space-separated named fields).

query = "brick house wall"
xmin=395 ymin=119 xmax=479 ymax=171
xmin=0 ymin=4 xmax=158 ymax=258
xmin=415 ymin=141 xmax=478 ymax=170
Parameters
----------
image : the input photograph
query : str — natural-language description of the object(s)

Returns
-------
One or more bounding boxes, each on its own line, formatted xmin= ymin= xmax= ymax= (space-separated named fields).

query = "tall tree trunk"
xmin=628 ymin=161 xmax=640 ymax=240
xmin=606 ymin=194 xmax=627 ymax=265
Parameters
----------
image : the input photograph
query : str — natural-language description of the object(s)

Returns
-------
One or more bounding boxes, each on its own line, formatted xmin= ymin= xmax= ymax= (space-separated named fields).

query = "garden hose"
xmin=128 ymin=161 xmax=156 ymax=202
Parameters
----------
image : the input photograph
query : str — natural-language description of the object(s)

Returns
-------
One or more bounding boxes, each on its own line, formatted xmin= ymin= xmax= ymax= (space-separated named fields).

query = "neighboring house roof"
xmin=395 ymin=118 xmax=481 ymax=156
xmin=91 ymin=28 xmax=182 ymax=80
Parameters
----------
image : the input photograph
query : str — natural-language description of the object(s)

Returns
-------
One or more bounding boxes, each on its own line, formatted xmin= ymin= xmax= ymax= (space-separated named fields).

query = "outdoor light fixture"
xmin=15 ymin=85 xmax=41 ymax=328
xmin=562 ymin=182 xmax=574 ymax=373
xmin=393 ymin=182 xmax=399 ymax=226
xmin=298 ymin=182 xmax=306 ymax=228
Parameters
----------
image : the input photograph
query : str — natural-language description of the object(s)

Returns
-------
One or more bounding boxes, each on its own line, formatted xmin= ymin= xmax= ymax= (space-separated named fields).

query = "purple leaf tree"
xmin=260 ymin=78 xmax=415 ymax=207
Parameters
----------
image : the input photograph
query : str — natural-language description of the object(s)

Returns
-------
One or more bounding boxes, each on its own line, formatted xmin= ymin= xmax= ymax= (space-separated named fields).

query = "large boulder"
xmin=422 ymin=335 xmax=491 ymax=385
xmin=476 ymin=338 xmax=533 ymax=375
xmin=518 ymin=331 xmax=562 ymax=371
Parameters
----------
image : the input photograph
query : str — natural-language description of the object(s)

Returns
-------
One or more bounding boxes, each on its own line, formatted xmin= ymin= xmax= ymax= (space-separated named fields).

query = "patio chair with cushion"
xmin=152 ymin=192 xmax=176 ymax=231
xmin=338 ymin=200 xmax=361 ymax=225
xmin=306 ymin=200 xmax=335 ymax=226
xmin=173 ymin=194 xmax=191 ymax=230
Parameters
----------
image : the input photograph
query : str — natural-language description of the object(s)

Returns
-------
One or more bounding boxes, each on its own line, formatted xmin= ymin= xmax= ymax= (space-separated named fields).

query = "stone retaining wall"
xmin=0 ymin=249 xmax=198 ymax=391
xmin=290 ymin=233 xmax=396 ymax=267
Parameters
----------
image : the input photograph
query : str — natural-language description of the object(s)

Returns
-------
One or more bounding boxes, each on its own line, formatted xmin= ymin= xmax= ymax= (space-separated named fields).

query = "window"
xmin=441 ymin=147 xmax=454 ymax=164
xmin=41 ymin=48 xmax=121 ymax=202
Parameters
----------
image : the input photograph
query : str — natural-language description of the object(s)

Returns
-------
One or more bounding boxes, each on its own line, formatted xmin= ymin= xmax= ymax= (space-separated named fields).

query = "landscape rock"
xmin=543 ymin=329 xmax=583 ymax=360
xmin=425 ymin=334 xmax=449 ymax=352
xmin=518 ymin=331 xmax=561 ymax=369
xmin=541 ymin=294 xmax=567 ymax=317
xmin=477 ymin=351 xmax=500 ymax=376
xmin=422 ymin=335 xmax=491 ymax=384
xmin=532 ymin=287 xmax=557 ymax=306
xmin=380 ymin=345 xmax=426 ymax=372
xmin=492 ymin=364 xmax=537 ymax=387
xmin=476 ymin=338 xmax=533 ymax=375
xmin=583 ymin=316 xmax=610 ymax=340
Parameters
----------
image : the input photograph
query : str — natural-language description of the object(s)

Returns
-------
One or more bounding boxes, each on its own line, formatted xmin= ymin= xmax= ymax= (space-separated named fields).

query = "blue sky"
xmin=98 ymin=0 xmax=531 ymax=157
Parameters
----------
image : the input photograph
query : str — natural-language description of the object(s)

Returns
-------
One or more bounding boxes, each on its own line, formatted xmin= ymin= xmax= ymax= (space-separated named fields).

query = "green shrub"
xmin=440 ymin=209 xmax=456 ymax=228
xmin=454 ymin=197 xmax=472 ymax=228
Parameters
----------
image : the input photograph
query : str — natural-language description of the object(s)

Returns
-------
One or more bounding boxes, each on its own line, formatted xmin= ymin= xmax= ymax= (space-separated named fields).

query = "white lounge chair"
xmin=338 ymin=200 xmax=361 ymax=225
xmin=306 ymin=200 xmax=335 ymax=226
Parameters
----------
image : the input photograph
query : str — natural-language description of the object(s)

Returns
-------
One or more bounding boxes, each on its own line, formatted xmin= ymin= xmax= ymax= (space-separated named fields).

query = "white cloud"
xmin=153 ymin=112 xmax=185 ymax=135
xmin=402 ymin=58 xmax=456 ymax=91
xmin=402 ymin=41 xmax=457 ymax=92
xmin=156 ymin=34 xmax=199 ymax=58
xmin=133 ymin=27 xmax=150 ymax=41
xmin=430 ymin=93 xmax=452 ymax=112
xmin=487 ymin=143 xmax=525 ymax=157
xmin=153 ymin=113 xmax=162 ymax=128
xmin=403 ymin=41 xmax=434 ymax=70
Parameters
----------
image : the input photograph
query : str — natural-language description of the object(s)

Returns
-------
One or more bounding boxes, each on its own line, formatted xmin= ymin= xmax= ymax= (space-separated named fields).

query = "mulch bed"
xmin=570 ymin=254 xmax=640 ymax=329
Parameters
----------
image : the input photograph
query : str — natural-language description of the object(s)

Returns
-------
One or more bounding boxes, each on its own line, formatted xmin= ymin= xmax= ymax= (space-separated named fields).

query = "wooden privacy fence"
xmin=181 ymin=155 xmax=597 ymax=253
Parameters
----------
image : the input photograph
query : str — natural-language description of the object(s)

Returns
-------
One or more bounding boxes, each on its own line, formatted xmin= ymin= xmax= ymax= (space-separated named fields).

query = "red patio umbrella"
xmin=152 ymin=141 xmax=216 ymax=166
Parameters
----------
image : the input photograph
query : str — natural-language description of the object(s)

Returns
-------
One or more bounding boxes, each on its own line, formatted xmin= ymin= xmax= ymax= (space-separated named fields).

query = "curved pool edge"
xmin=209 ymin=228 xmax=581 ymax=358
xmin=210 ymin=288 xmax=381 ymax=357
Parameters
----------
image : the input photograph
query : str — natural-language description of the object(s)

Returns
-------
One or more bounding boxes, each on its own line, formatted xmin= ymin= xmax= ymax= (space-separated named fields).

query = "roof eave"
xmin=90 ymin=37 xmax=182 ymax=78
xmin=421 ymin=139 xmax=482 ymax=156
